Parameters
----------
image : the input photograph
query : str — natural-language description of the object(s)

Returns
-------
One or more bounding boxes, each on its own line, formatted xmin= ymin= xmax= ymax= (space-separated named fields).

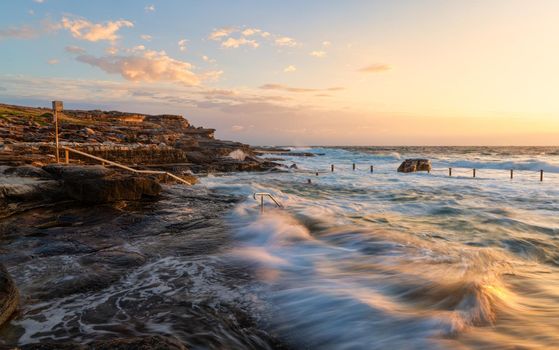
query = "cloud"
xmin=141 ymin=34 xmax=152 ymax=41
xmin=178 ymin=39 xmax=188 ymax=52
xmin=0 ymin=19 xmax=60 ymax=40
xmin=209 ymin=26 xmax=295 ymax=50
xmin=144 ymin=4 xmax=155 ymax=12
xmin=33 ymin=0 xmax=44 ymax=3
xmin=275 ymin=36 xmax=297 ymax=47
xmin=231 ymin=125 xmax=245 ymax=132
xmin=47 ymin=59 xmax=59 ymax=65
xmin=283 ymin=65 xmax=296 ymax=73
xmin=358 ymin=63 xmax=391 ymax=73
xmin=65 ymin=45 xmax=86 ymax=54
xmin=322 ymin=41 xmax=331 ymax=47
xmin=75 ymin=50 xmax=202 ymax=86
xmin=209 ymin=27 xmax=236 ymax=40
xmin=106 ymin=46 xmax=119 ymax=55
xmin=61 ymin=16 xmax=133 ymax=42
xmin=0 ymin=25 xmax=38 ymax=40
xmin=309 ymin=50 xmax=326 ymax=58
xmin=221 ymin=37 xmax=259 ymax=49
xmin=259 ymin=83 xmax=343 ymax=93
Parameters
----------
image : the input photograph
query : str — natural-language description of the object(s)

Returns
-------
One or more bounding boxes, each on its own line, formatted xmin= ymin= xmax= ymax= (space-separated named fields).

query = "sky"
xmin=1 ymin=0 xmax=558 ymax=146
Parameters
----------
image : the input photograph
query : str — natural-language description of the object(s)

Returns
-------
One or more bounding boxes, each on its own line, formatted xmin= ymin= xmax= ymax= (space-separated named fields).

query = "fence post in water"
xmin=353 ymin=163 xmax=356 ymax=171
xmin=370 ymin=165 xmax=374 ymax=173
xmin=449 ymin=168 xmax=452 ymax=177
xmin=510 ymin=169 xmax=514 ymax=180
xmin=331 ymin=164 xmax=334 ymax=172
xmin=473 ymin=168 xmax=476 ymax=178
xmin=315 ymin=171 xmax=319 ymax=176
xmin=540 ymin=170 xmax=544 ymax=182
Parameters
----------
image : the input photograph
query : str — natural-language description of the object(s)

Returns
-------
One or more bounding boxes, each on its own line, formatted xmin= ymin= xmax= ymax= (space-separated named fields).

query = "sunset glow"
xmin=1 ymin=0 xmax=558 ymax=145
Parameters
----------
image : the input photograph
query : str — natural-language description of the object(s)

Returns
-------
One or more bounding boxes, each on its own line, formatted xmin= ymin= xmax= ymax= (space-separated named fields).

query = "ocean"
xmin=203 ymin=146 xmax=559 ymax=349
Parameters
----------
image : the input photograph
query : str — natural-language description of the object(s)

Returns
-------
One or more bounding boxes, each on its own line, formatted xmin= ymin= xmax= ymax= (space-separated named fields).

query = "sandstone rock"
xmin=83 ymin=127 xmax=95 ymax=135
xmin=397 ymin=159 xmax=432 ymax=173
xmin=0 ymin=263 xmax=19 ymax=327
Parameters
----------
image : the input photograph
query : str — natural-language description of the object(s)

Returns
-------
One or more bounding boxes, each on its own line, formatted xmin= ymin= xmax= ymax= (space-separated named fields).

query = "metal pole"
xmin=65 ymin=149 xmax=69 ymax=164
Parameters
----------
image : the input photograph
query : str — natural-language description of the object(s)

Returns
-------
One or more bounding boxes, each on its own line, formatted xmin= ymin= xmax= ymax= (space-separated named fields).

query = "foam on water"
xmin=204 ymin=146 xmax=559 ymax=349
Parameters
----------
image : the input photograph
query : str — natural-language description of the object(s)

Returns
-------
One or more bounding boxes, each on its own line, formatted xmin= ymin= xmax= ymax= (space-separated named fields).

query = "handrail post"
xmin=65 ymin=149 xmax=69 ymax=164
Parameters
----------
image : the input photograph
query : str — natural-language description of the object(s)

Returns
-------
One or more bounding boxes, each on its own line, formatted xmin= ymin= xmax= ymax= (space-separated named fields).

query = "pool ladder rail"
xmin=253 ymin=192 xmax=284 ymax=213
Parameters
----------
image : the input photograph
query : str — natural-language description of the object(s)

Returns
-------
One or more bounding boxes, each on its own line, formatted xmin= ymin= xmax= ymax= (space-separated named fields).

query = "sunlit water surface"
xmin=203 ymin=146 xmax=559 ymax=349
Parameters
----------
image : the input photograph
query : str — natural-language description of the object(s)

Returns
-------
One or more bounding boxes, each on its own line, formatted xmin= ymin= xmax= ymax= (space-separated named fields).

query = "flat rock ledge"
xmin=1 ymin=164 xmax=173 ymax=217
xmin=397 ymin=159 xmax=432 ymax=173
xmin=0 ymin=264 xmax=19 ymax=328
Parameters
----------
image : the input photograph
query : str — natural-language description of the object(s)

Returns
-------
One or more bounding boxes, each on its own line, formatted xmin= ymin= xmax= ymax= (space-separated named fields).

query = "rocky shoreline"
xmin=0 ymin=103 xmax=292 ymax=349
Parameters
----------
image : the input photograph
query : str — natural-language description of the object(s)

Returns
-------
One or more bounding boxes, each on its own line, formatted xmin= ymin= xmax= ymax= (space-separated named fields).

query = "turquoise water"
xmin=204 ymin=146 xmax=559 ymax=349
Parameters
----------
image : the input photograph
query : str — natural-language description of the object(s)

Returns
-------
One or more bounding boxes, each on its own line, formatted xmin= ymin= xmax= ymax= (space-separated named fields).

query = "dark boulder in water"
xmin=0 ymin=263 xmax=19 ymax=327
xmin=397 ymin=159 xmax=432 ymax=173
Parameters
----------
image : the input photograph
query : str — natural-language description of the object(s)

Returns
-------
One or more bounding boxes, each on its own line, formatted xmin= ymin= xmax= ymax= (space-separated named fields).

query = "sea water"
xmin=203 ymin=146 xmax=559 ymax=349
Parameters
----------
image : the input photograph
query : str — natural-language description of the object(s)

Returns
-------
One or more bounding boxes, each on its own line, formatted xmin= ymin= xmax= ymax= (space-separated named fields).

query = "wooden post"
xmin=307 ymin=179 xmax=312 ymax=184
xmin=331 ymin=164 xmax=334 ymax=172
xmin=52 ymin=101 xmax=63 ymax=163
xmin=510 ymin=169 xmax=514 ymax=179
xmin=540 ymin=170 xmax=544 ymax=182
xmin=315 ymin=171 xmax=319 ymax=176
xmin=353 ymin=163 xmax=356 ymax=171
xmin=473 ymin=169 xmax=476 ymax=178
xmin=370 ymin=165 xmax=374 ymax=173
xmin=449 ymin=168 xmax=452 ymax=177
xmin=65 ymin=149 xmax=69 ymax=164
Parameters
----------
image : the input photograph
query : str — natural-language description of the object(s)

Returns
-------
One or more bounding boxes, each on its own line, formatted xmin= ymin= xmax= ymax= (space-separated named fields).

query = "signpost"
xmin=52 ymin=101 xmax=63 ymax=163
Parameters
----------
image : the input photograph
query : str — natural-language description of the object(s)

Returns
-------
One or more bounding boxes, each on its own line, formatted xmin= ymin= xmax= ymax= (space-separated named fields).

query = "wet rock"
xmin=19 ymin=336 xmax=188 ymax=350
xmin=0 ymin=263 xmax=19 ymax=327
xmin=64 ymin=173 xmax=162 ymax=203
xmin=3 ymin=165 xmax=52 ymax=179
xmin=290 ymin=164 xmax=298 ymax=169
xmin=397 ymin=159 xmax=432 ymax=173
xmin=43 ymin=164 xmax=112 ymax=180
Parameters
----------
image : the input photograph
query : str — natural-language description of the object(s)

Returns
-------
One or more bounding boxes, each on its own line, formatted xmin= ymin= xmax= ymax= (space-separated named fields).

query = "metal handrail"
xmin=253 ymin=192 xmax=284 ymax=213
xmin=61 ymin=146 xmax=194 ymax=185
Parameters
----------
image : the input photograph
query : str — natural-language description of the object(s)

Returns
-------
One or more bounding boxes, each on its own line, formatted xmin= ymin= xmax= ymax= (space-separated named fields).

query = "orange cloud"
xmin=61 ymin=16 xmax=133 ymax=42
xmin=358 ymin=63 xmax=391 ymax=73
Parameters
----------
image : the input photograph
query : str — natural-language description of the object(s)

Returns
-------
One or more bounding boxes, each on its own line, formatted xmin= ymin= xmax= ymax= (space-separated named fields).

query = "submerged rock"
xmin=0 ymin=264 xmax=19 ymax=327
xmin=397 ymin=159 xmax=432 ymax=173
